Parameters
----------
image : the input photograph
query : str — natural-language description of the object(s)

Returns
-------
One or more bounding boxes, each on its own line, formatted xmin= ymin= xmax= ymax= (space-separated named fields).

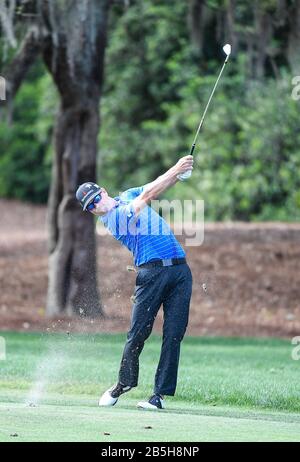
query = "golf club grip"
xmin=177 ymin=170 xmax=192 ymax=181
xmin=177 ymin=144 xmax=194 ymax=181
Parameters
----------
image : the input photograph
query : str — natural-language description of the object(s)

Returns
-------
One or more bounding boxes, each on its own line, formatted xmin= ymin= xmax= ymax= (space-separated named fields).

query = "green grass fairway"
xmin=0 ymin=332 xmax=299 ymax=442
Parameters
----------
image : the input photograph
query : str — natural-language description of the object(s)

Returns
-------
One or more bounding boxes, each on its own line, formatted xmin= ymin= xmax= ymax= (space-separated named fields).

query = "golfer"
xmin=76 ymin=155 xmax=193 ymax=410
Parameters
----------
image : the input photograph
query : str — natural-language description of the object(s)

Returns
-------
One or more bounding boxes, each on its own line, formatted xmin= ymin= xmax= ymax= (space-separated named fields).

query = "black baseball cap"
xmin=76 ymin=182 xmax=101 ymax=211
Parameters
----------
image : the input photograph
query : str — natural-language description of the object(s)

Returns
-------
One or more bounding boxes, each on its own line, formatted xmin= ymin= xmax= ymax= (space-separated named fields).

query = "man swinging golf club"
xmin=76 ymin=155 xmax=193 ymax=410
xmin=76 ymin=43 xmax=231 ymax=410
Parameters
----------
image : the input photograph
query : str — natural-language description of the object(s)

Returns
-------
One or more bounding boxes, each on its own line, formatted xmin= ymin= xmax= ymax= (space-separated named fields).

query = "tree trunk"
xmin=42 ymin=0 xmax=110 ymax=317
xmin=187 ymin=0 xmax=204 ymax=56
xmin=253 ymin=6 xmax=272 ymax=79
xmin=225 ymin=0 xmax=237 ymax=52
xmin=287 ymin=0 xmax=300 ymax=74
xmin=46 ymin=101 xmax=102 ymax=317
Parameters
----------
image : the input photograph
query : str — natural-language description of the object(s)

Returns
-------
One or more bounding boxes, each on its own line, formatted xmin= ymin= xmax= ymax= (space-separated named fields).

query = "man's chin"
xmin=92 ymin=208 xmax=106 ymax=216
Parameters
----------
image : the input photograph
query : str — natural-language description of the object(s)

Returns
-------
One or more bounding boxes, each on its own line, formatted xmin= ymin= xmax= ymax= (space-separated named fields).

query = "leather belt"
xmin=138 ymin=258 xmax=186 ymax=269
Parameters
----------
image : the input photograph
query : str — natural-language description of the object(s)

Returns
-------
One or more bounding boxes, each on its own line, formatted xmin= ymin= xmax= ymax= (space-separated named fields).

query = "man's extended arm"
xmin=131 ymin=155 xmax=193 ymax=215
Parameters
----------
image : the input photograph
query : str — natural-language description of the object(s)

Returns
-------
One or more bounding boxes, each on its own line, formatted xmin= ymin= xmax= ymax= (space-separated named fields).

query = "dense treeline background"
xmin=1 ymin=0 xmax=300 ymax=221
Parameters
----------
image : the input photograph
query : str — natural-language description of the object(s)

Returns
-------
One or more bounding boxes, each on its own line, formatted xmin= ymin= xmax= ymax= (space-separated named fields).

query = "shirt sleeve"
xmin=120 ymin=186 xmax=145 ymax=201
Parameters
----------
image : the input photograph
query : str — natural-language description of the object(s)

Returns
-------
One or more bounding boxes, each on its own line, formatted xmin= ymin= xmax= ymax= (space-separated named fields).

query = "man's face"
xmin=89 ymin=188 xmax=111 ymax=216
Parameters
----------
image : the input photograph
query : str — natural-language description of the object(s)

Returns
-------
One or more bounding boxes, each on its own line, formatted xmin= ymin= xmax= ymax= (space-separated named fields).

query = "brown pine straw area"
xmin=0 ymin=199 xmax=300 ymax=338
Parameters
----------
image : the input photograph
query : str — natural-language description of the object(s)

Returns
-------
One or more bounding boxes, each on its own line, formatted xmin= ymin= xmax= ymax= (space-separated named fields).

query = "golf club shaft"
xmin=178 ymin=53 xmax=230 ymax=181
xmin=190 ymin=58 xmax=228 ymax=154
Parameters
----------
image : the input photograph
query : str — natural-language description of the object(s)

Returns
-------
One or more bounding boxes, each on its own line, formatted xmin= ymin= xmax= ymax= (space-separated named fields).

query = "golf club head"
xmin=223 ymin=44 xmax=231 ymax=62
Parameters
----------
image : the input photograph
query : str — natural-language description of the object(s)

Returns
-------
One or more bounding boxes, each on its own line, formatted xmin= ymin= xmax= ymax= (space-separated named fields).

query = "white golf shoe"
xmin=98 ymin=383 xmax=131 ymax=407
xmin=137 ymin=394 xmax=165 ymax=410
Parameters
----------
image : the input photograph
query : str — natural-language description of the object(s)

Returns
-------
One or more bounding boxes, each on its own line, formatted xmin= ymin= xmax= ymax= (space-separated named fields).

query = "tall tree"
xmin=287 ymin=0 xmax=300 ymax=74
xmin=1 ymin=0 xmax=111 ymax=317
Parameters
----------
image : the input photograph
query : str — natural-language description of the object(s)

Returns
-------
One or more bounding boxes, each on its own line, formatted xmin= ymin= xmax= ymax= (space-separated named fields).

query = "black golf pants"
xmin=118 ymin=262 xmax=192 ymax=396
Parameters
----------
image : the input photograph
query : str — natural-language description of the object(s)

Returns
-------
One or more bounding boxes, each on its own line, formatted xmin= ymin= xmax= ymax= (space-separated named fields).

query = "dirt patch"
xmin=0 ymin=199 xmax=300 ymax=337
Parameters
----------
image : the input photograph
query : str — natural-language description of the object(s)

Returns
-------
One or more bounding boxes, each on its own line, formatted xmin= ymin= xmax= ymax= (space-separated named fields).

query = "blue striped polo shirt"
xmin=100 ymin=186 xmax=185 ymax=267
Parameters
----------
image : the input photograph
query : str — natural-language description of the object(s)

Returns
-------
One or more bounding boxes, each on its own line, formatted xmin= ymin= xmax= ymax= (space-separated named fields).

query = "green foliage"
xmin=0 ymin=61 xmax=56 ymax=203
xmin=99 ymin=1 xmax=300 ymax=220
xmin=99 ymin=0 xmax=191 ymax=195
xmin=1 ymin=1 xmax=300 ymax=220
xmin=178 ymin=70 xmax=300 ymax=221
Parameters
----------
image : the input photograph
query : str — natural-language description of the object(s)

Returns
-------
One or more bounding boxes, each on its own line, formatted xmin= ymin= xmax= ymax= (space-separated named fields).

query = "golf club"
xmin=177 ymin=43 xmax=231 ymax=181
